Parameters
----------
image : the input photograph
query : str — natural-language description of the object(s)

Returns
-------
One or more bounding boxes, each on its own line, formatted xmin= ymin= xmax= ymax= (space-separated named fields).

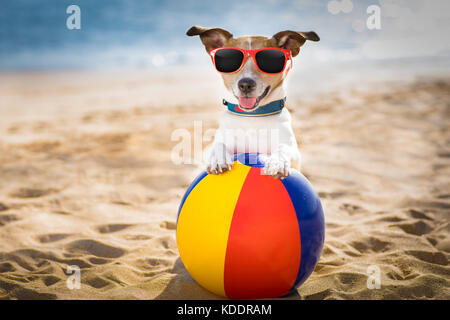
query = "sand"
xmin=0 ymin=69 xmax=449 ymax=299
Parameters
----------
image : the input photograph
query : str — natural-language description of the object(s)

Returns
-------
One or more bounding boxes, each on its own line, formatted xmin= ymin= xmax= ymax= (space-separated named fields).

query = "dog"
xmin=187 ymin=26 xmax=319 ymax=178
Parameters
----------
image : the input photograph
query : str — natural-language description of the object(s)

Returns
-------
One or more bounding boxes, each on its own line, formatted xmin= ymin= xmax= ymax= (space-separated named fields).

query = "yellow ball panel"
xmin=176 ymin=162 xmax=251 ymax=296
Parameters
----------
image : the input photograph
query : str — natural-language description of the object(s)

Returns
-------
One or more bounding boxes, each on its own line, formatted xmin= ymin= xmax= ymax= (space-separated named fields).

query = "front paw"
xmin=206 ymin=148 xmax=233 ymax=174
xmin=262 ymin=155 xmax=290 ymax=179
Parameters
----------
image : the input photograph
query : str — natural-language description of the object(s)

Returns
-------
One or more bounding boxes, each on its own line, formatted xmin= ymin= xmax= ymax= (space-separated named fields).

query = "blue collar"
xmin=223 ymin=98 xmax=286 ymax=117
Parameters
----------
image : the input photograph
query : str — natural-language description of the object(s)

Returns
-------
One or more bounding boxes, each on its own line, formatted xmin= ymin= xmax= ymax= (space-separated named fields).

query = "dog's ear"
xmin=272 ymin=30 xmax=319 ymax=57
xmin=186 ymin=25 xmax=233 ymax=53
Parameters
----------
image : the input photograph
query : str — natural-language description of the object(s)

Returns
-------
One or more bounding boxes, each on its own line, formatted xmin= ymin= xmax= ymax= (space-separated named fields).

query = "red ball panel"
xmin=224 ymin=167 xmax=301 ymax=299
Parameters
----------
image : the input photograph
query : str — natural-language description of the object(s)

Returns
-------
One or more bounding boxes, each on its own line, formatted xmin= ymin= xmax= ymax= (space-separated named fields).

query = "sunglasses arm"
xmin=284 ymin=54 xmax=293 ymax=76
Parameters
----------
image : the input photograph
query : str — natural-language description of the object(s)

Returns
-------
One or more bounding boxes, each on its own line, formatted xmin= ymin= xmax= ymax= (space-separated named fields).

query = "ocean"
xmin=0 ymin=0 xmax=449 ymax=72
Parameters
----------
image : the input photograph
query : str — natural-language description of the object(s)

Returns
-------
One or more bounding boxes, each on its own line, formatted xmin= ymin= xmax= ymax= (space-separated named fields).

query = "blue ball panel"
xmin=282 ymin=170 xmax=325 ymax=291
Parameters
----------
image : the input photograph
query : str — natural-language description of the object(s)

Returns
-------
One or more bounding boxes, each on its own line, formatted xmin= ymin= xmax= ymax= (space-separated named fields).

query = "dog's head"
xmin=187 ymin=26 xmax=319 ymax=111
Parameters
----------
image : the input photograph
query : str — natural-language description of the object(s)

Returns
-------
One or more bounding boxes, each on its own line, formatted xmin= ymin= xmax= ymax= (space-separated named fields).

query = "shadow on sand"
xmin=155 ymin=257 xmax=301 ymax=300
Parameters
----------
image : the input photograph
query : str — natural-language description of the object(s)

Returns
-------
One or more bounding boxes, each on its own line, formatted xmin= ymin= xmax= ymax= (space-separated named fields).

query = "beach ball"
xmin=176 ymin=153 xmax=325 ymax=299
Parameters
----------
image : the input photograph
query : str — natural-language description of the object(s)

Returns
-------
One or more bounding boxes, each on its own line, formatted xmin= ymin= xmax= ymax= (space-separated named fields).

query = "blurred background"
xmin=0 ymin=0 xmax=449 ymax=300
xmin=1 ymin=0 xmax=449 ymax=77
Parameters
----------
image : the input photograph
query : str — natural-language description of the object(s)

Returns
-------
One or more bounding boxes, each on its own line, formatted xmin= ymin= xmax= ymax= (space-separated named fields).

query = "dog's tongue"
xmin=239 ymin=97 xmax=257 ymax=109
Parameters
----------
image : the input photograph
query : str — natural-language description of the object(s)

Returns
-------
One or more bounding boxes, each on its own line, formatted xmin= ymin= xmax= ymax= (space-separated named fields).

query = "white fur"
xmin=206 ymin=107 xmax=301 ymax=178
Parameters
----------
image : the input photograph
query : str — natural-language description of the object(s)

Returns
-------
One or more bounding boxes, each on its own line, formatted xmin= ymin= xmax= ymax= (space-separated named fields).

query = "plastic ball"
xmin=176 ymin=153 xmax=325 ymax=299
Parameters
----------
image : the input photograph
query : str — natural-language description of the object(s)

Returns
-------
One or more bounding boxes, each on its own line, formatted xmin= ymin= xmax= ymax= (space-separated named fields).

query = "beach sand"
xmin=0 ymin=69 xmax=449 ymax=299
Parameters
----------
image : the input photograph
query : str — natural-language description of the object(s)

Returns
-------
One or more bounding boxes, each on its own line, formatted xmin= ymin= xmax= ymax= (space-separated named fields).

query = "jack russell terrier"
xmin=187 ymin=26 xmax=319 ymax=178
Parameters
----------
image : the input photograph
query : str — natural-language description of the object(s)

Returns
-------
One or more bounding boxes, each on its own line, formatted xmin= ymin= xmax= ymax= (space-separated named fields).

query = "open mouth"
xmin=238 ymin=86 xmax=270 ymax=111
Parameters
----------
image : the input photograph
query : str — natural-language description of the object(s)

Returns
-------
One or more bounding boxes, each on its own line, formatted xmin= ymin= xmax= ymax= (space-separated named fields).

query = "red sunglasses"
xmin=210 ymin=47 xmax=292 ymax=75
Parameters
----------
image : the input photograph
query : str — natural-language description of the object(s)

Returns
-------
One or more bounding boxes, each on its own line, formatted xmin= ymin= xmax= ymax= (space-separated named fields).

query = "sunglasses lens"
xmin=214 ymin=49 xmax=244 ymax=73
xmin=255 ymin=49 xmax=286 ymax=73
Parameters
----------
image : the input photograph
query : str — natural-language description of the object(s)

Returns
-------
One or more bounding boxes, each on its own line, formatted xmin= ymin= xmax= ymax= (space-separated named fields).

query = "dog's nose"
xmin=238 ymin=78 xmax=256 ymax=94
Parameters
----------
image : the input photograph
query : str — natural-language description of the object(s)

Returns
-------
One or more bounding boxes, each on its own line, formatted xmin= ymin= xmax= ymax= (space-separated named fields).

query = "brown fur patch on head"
xmin=225 ymin=36 xmax=274 ymax=49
